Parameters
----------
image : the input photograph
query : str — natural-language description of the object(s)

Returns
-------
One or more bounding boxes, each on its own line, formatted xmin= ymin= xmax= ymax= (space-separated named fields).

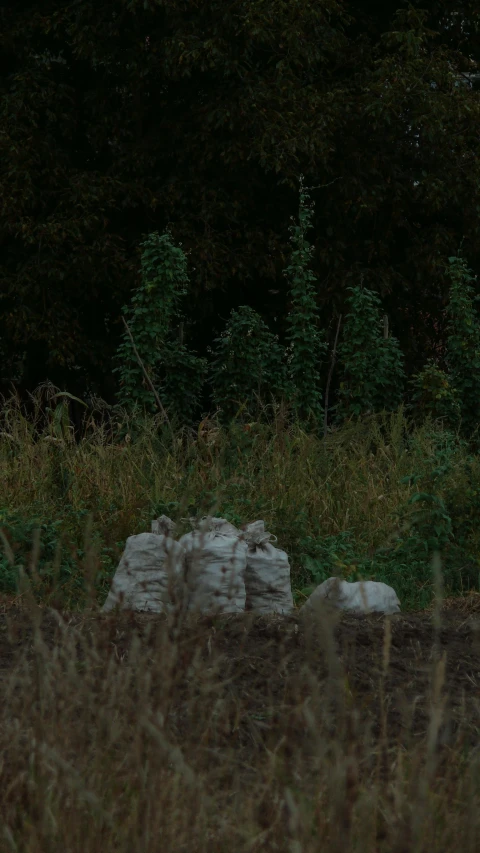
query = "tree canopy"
xmin=1 ymin=0 xmax=480 ymax=410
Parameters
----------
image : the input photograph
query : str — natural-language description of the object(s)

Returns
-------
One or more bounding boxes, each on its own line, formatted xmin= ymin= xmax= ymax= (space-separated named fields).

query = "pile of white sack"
xmin=102 ymin=515 xmax=401 ymax=617
xmin=102 ymin=515 xmax=294 ymax=616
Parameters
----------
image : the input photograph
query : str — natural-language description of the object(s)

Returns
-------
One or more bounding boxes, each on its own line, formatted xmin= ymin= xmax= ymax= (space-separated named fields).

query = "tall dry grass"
xmin=0 ymin=385 xmax=480 ymax=850
xmin=0 ymin=588 xmax=479 ymax=852
xmin=1 ymin=383 xmax=479 ymax=609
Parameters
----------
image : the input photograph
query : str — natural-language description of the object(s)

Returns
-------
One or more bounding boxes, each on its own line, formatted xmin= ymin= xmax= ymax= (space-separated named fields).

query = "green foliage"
xmin=294 ymin=424 xmax=480 ymax=609
xmin=2 ymin=392 xmax=480 ymax=612
xmin=297 ymin=530 xmax=362 ymax=591
xmin=334 ymin=283 xmax=405 ymax=422
xmin=408 ymin=253 xmax=480 ymax=444
xmin=0 ymin=337 xmax=25 ymax=386
xmin=208 ymin=174 xmax=331 ymax=429
xmin=154 ymin=341 xmax=208 ymax=427
xmin=208 ymin=305 xmax=289 ymax=423
xmin=444 ymin=253 xmax=480 ymax=443
xmin=3 ymin=3 xmax=480 ymax=404
xmin=408 ymin=358 xmax=462 ymax=431
xmin=208 ymin=174 xmax=330 ymax=429
xmin=0 ymin=506 xmax=114 ymax=606
xmin=295 ymin=529 xmax=441 ymax=612
xmin=391 ymin=428 xmax=480 ymax=595
xmin=394 ymin=491 xmax=453 ymax=557
xmin=283 ymin=175 xmax=327 ymax=428
xmin=113 ymin=230 xmax=207 ymax=424
xmin=444 ymin=456 xmax=480 ymax=590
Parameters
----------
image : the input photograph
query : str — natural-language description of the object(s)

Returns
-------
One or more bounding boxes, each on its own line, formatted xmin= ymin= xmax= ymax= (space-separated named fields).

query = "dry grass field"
xmin=1 ymin=388 xmax=480 ymax=850
xmin=0 ymin=592 xmax=479 ymax=852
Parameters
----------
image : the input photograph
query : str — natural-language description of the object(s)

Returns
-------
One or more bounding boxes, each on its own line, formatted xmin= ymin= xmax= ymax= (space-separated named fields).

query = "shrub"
xmin=444 ymin=252 xmax=480 ymax=443
xmin=408 ymin=358 xmax=462 ymax=431
xmin=334 ymin=282 xmax=405 ymax=423
xmin=0 ymin=505 xmax=114 ymax=606
xmin=208 ymin=305 xmax=289 ymax=423
xmin=113 ymin=229 xmax=207 ymax=425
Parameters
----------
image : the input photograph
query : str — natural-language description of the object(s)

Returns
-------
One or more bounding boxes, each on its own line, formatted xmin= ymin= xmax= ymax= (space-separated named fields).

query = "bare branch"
xmin=324 ymin=313 xmax=343 ymax=438
xmin=122 ymin=316 xmax=173 ymax=433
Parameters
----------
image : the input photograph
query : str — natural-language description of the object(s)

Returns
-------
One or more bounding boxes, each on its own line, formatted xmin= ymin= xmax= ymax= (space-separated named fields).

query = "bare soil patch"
xmin=1 ymin=595 xmax=479 ymax=753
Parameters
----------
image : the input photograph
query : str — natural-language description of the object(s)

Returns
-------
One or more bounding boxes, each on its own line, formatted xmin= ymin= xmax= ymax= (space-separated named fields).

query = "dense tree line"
xmin=1 ymin=0 xmax=480 ymax=424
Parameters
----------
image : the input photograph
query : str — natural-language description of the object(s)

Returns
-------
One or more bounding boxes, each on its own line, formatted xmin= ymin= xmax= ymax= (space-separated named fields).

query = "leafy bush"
xmin=389 ymin=427 xmax=480 ymax=597
xmin=292 ymin=424 xmax=480 ymax=609
xmin=113 ymin=230 xmax=207 ymax=425
xmin=334 ymin=282 xmax=405 ymax=423
xmin=209 ymin=175 xmax=328 ymax=429
xmin=0 ymin=506 xmax=115 ymax=607
xmin=408 ymin=358 xmax=462 ymax=431
xmin=444 ymin=253 xmax=480 ymax=443
xmin=208 ymin=305 xmax=289 ymax=423
xmin=407 ymin=252 xmax=480 ymax=450
xmin=295 ymin=529 xmax=438 ymax=611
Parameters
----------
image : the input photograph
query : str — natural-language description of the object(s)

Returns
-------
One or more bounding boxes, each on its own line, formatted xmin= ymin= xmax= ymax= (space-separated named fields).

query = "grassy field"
xmin=0 ymin=592 xmax=479 ymax=851
xmin=1 ymin=386 xmax=480 ymax=851
xmin=1 ymin=385 xmax=480 ymax=612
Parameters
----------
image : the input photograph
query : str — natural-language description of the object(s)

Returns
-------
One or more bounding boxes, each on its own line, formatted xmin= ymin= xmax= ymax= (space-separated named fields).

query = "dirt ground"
xmin=1 ymin=593 xmax=479 ymax=761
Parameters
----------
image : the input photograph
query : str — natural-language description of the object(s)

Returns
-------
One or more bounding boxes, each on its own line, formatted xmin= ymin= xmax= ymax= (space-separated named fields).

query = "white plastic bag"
xmin=302 ymin=577 xmax=401 ymax=616
xmin=179 ymin=516 xmax=247 ymax=613
xmin=102 ymin=516 xmax=184 ymax=613
xmin=243 ymin=520 xmax=294 ymax=614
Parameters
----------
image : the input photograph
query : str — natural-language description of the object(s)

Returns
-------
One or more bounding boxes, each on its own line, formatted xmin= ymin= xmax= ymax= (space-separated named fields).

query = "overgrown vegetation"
xmin=1 ymin=591 xmax=479 ymax=852
xmin=334 ymin=283 xmax=405 ymax=423
xmin=113 ymin=230 xmax=207 ymax=428
xmin=2 ymin=386 xmax=480 ymax=614
xmin=3 ymin=175 xmax=480 ymax=613
xmin=2 ymin=6 xmax=480 ymax=847
xmin=2 ymin=3 xmax=480 ymax=399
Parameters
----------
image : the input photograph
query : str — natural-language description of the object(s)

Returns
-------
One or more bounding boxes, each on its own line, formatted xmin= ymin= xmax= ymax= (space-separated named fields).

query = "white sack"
xmin=102 ymin=519 xmax=184 ymax=613
xmin=151 ymin=514 xmax=177 ymax=536
xmin=303 ymin=577 xmax=401 ymax=616
xmin=179 ymin=516 xmax=247 ymax=614
xmin=243 ymin=520 xmax=294 ymax=614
